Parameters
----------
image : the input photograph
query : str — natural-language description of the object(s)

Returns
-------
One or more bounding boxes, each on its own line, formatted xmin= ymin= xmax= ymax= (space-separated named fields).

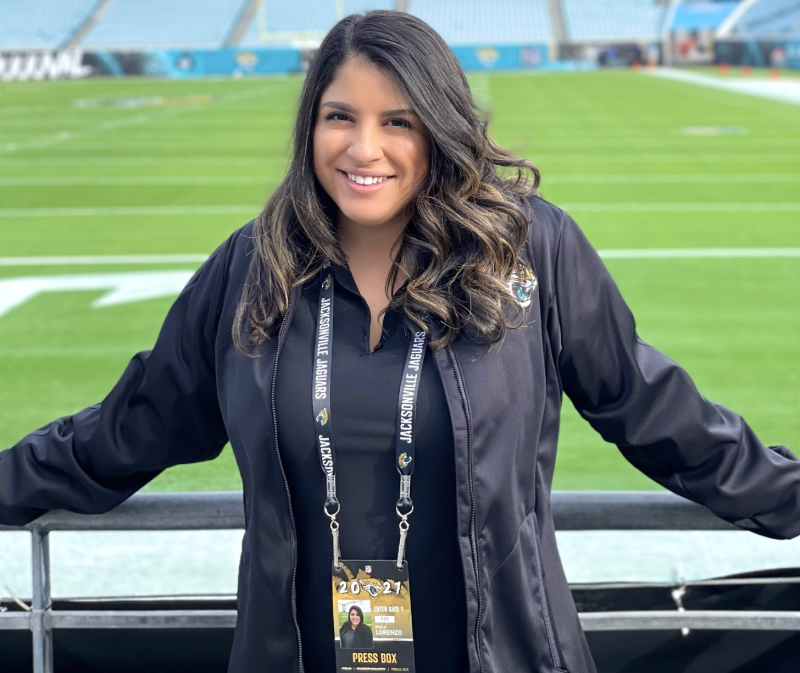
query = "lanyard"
xmin=312 ymin=261 xmax=427 ymax=569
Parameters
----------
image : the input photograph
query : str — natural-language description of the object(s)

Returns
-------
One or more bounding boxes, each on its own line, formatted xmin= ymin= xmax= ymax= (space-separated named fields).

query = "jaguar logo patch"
xmin=316 ymin=408 xmax=329 ymax=426
xmin=507 ymin=263 xmax=537 ymax=309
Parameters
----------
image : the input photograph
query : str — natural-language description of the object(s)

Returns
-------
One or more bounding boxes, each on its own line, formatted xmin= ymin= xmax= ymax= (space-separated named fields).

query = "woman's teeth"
xmin=347 ymin=172 xmax=389 ymax=185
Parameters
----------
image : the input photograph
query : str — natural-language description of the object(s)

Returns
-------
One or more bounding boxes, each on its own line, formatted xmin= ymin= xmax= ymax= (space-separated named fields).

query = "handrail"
xmin=0 ymin=490 xmax=790 ymax=673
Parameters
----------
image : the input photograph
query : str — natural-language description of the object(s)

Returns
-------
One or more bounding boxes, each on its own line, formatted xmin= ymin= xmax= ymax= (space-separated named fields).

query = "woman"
xmin=1 ymin=10 xmax=798 ymax=673
xmin=339 ymin=606 xmax=373 ymax=649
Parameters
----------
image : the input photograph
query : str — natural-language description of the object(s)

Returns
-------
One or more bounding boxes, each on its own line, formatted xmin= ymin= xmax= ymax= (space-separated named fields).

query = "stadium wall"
xmin=0 ymin=43 xmax=559 ymax=81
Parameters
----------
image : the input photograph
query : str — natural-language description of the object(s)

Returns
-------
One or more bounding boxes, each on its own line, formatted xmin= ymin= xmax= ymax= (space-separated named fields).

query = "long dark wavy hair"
xmin=234 ymin=10 xmax=540 ymax=353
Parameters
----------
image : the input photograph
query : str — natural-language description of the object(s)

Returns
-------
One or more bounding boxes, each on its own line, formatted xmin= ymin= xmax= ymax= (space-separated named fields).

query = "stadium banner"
xmin=449 ymin=44 xmax=549 ymax=71
xmin=0 ymin=49 xmax=92 ymax=82
xmin=84 ymin=48 xmax=301 ymax=78
xmin=787 ymin=40 xmax=800 ymax=70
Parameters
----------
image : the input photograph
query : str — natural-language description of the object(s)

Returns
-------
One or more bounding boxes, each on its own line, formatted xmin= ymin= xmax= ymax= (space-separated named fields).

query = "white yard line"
xmin=1 ymin=154 xmax=799 ymax=166
xmin=544 ymin=174 xmax=800 ymax=184
xmin=0 ymin=156 xmax=280 ymax=166
xmin=650 ymin=68 xmax=800 ymax=106
xmin=0 ymin=249 xmax=798 ymax=268
xmin=0 ymin=176 xmax=269 ymax=186
xmin=2 ymin=203 xmax=798 ymax=218
xmin=0 ymin=205 xmax=258 ymax=217
xmin=560 ymin=202 xmax=800 ymax=212
xmin=599 ymin=248 xmax=800 ymax=259
xmin=1 ymin=174 xmax=798 ymax=187
xmin=0 ymin=254 xmax=209 ymax=266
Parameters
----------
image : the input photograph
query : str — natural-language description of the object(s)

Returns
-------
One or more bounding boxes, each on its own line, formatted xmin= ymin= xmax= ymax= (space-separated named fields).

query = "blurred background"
xmin=0 ymin=1 xmax=799 ymax=670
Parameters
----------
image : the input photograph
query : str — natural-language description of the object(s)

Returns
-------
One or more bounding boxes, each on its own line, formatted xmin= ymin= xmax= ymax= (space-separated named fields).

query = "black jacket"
xmin=339 ymin=621 xmax=373 ymax=649
xmin=2 ymin=196 xmax=799 ymax=673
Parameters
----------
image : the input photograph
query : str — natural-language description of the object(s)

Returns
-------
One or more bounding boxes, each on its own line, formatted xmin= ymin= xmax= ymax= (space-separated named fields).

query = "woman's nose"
xmin=347 ymin=123 xmax=383 ymax=164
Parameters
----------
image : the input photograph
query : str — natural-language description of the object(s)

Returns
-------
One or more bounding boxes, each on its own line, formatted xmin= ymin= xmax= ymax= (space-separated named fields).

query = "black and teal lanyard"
xmin=312 ymin=261 xmax=427 ymax=569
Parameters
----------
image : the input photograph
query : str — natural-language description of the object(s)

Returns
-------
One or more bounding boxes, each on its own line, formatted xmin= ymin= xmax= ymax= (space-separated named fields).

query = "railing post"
xmin=31 ymin=526 xmax=53 ymax=673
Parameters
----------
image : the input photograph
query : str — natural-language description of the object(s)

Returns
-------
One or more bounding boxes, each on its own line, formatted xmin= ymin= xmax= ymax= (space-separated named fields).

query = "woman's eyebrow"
xmin=321 ymin=101 xmax=416 ymax=117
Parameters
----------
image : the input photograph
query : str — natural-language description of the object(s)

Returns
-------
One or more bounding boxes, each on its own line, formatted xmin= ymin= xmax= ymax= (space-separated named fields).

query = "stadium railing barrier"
xmin=2 ymin=491 xmax=800 ymax=673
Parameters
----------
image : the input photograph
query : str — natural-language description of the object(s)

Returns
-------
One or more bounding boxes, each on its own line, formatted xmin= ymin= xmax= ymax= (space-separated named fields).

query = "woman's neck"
xmin=337 ymin=213 xmax=407 ymax=266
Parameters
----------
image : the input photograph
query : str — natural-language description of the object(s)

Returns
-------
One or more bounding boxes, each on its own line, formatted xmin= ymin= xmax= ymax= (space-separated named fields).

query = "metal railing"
xmin=2 ymin=490 xmax=799 ymax=673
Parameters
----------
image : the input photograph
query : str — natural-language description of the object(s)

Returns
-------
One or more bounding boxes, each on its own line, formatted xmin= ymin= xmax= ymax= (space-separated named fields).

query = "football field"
xmin=1 ymin=69 xmax=798 ymax=493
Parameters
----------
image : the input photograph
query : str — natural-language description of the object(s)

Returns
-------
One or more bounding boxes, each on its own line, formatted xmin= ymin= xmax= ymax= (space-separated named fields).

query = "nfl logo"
xmin=365 ymin=565 xmax=372 ymax=574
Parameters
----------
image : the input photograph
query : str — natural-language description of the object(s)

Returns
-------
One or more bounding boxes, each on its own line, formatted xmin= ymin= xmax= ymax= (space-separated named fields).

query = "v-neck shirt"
xmin=274 ymin=261 xmax=468 ymax=673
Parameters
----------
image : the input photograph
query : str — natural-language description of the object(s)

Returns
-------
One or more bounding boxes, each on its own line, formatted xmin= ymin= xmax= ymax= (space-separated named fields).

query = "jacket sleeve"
xmin=552 ymin=210 xmax=800 ymax=540
xmin=0 ymin=234 xmax=235 ymax=527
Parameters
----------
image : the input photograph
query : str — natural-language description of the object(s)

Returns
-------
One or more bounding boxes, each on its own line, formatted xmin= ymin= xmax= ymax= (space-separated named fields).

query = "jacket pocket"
xmin=481 ymin=509 xmax=568 ymax=673
xmin=529 ymin=512 xmax=567 ymax=673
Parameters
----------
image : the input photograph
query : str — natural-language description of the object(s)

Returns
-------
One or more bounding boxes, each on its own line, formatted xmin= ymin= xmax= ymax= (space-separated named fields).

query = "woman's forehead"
xmin=321 ymin=59 xmax=410 ymax=111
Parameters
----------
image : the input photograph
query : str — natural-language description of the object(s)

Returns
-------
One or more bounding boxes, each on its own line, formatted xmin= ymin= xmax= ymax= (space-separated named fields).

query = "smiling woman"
xmin=2 ymin=9 xmax=799 ymax=673
xmin=234 ymin=10 xmax=539 ymax=354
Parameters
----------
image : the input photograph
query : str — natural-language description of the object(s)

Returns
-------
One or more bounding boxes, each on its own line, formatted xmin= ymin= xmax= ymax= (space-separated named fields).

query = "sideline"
xmin=0 ymin=249 xmax=798 ymax=267
xmin=650 ymin=68 xmax=800 ymax=106
xmin=3 ymin=203 xmax=800 ymax=218
xmin=1 ymin=174 xmax=798 ymax=187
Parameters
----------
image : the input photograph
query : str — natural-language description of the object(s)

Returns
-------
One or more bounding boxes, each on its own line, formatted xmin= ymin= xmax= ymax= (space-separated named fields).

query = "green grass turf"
xmin=0 ymin=71 xmax=798 ymax=492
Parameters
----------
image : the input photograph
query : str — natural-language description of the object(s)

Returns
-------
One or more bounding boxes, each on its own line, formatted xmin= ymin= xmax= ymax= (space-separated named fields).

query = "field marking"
xmin=2 ymin=203 xmax=800 ymax=219
xmin=0 ymin=271 xmax=195 ymax=318
xmin=0 ymin=254 xmax=209 ymax=267
xmin=651 ymin=68 xmax=800 ymax=106
xmin=0 ymin=174 xmax=798 ymax=188
xmin=599 ymin=248 xmax=800 ymax=259
xmin=560 ymin=202 xmax=800 ymax=213
xmin=1 ymin=154 xmax=799 ymax=167
xmin=0 ymin=176 xmax=271 ymax=186
xmin=544 ymin=174 xmax=800 ymax=184
xmin=0 ymin=85 xmax=285 ymax=156
xmin=0 ymin=249 xmax=798 ymax=269
xmin=0 ymin=156 xmax=282 ymax=166
xmin=0 ymin=205 xmax=259 ymax=218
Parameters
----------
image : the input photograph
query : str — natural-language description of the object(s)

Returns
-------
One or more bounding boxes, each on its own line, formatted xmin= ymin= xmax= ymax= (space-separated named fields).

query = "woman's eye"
xmin=387 ymin=118 xmax=412 ymax=129
xmin=325 ymin=112 xmax=350 ymax=122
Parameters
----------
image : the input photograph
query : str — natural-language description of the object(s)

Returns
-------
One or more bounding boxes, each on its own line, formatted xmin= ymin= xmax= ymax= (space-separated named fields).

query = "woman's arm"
xmin=551 ymin=210 xmax=800 ymax=540
xmin=0 ymin=231 xmax=238 ymax=527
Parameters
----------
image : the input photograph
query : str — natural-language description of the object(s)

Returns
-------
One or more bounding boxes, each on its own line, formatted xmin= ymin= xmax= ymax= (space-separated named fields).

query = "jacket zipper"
xmin=445 ymin=344 xmax=484 ymax=673
xmin=531 ymin=515 xmax=562 ymax=671
xmin=270 ymin=293 xmax=304 ymax=672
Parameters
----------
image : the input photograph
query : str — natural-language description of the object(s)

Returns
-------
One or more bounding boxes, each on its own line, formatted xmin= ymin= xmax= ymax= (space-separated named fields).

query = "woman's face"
xmin=313 ymin=57 xmax=430 ymax=234
xmin=349 ymin=609 xmax=361 ymax=627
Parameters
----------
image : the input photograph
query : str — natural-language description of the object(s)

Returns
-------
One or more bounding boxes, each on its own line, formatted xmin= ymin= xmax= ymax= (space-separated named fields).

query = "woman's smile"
xmin=338 ymin=169 xmax=396 ymax=193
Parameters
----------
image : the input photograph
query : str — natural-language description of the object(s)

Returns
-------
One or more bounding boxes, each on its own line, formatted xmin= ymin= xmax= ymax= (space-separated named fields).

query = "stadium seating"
xmin=240 ymin=0 xmax=552 ymax=45
xmin=0 ymin=0 xmax=99 ymax=50
xmin=562 ymin=0 xmax=666 ymax=40
xmin=81 ymin=0 xmax=249 ymax=50
xmin=240 ymin=1 xmax=394 ymax=44
xmin=410 ymin=0 xmax=552 ymax=43
xmin=731 ymin=0 xmax=800 ymax=36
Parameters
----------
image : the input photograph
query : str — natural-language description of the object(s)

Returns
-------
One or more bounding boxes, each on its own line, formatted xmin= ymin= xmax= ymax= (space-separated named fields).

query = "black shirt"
xmin=275 ymin=261 xmax=468 ymax=672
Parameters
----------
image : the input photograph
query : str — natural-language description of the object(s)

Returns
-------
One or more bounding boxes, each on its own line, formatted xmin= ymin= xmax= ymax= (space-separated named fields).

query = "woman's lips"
xmin=338 ymin=170 xmax=395 ymax=193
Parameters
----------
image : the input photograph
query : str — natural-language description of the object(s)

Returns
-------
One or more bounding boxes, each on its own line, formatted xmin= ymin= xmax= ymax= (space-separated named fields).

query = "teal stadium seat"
xmin=562 ymin=0 xmax=666 ymax=40
xmin=0 ymin=0 xmax=99 ymax=50
xmin=81 ymin=0 xmax=249 ymax=50
xmin=731 ymin=0 xmax=800 ymax=37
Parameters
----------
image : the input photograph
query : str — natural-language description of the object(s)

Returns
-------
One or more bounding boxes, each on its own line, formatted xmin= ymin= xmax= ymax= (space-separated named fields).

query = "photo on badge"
xmin=337 ymin=599 xmax=374 ymax=649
